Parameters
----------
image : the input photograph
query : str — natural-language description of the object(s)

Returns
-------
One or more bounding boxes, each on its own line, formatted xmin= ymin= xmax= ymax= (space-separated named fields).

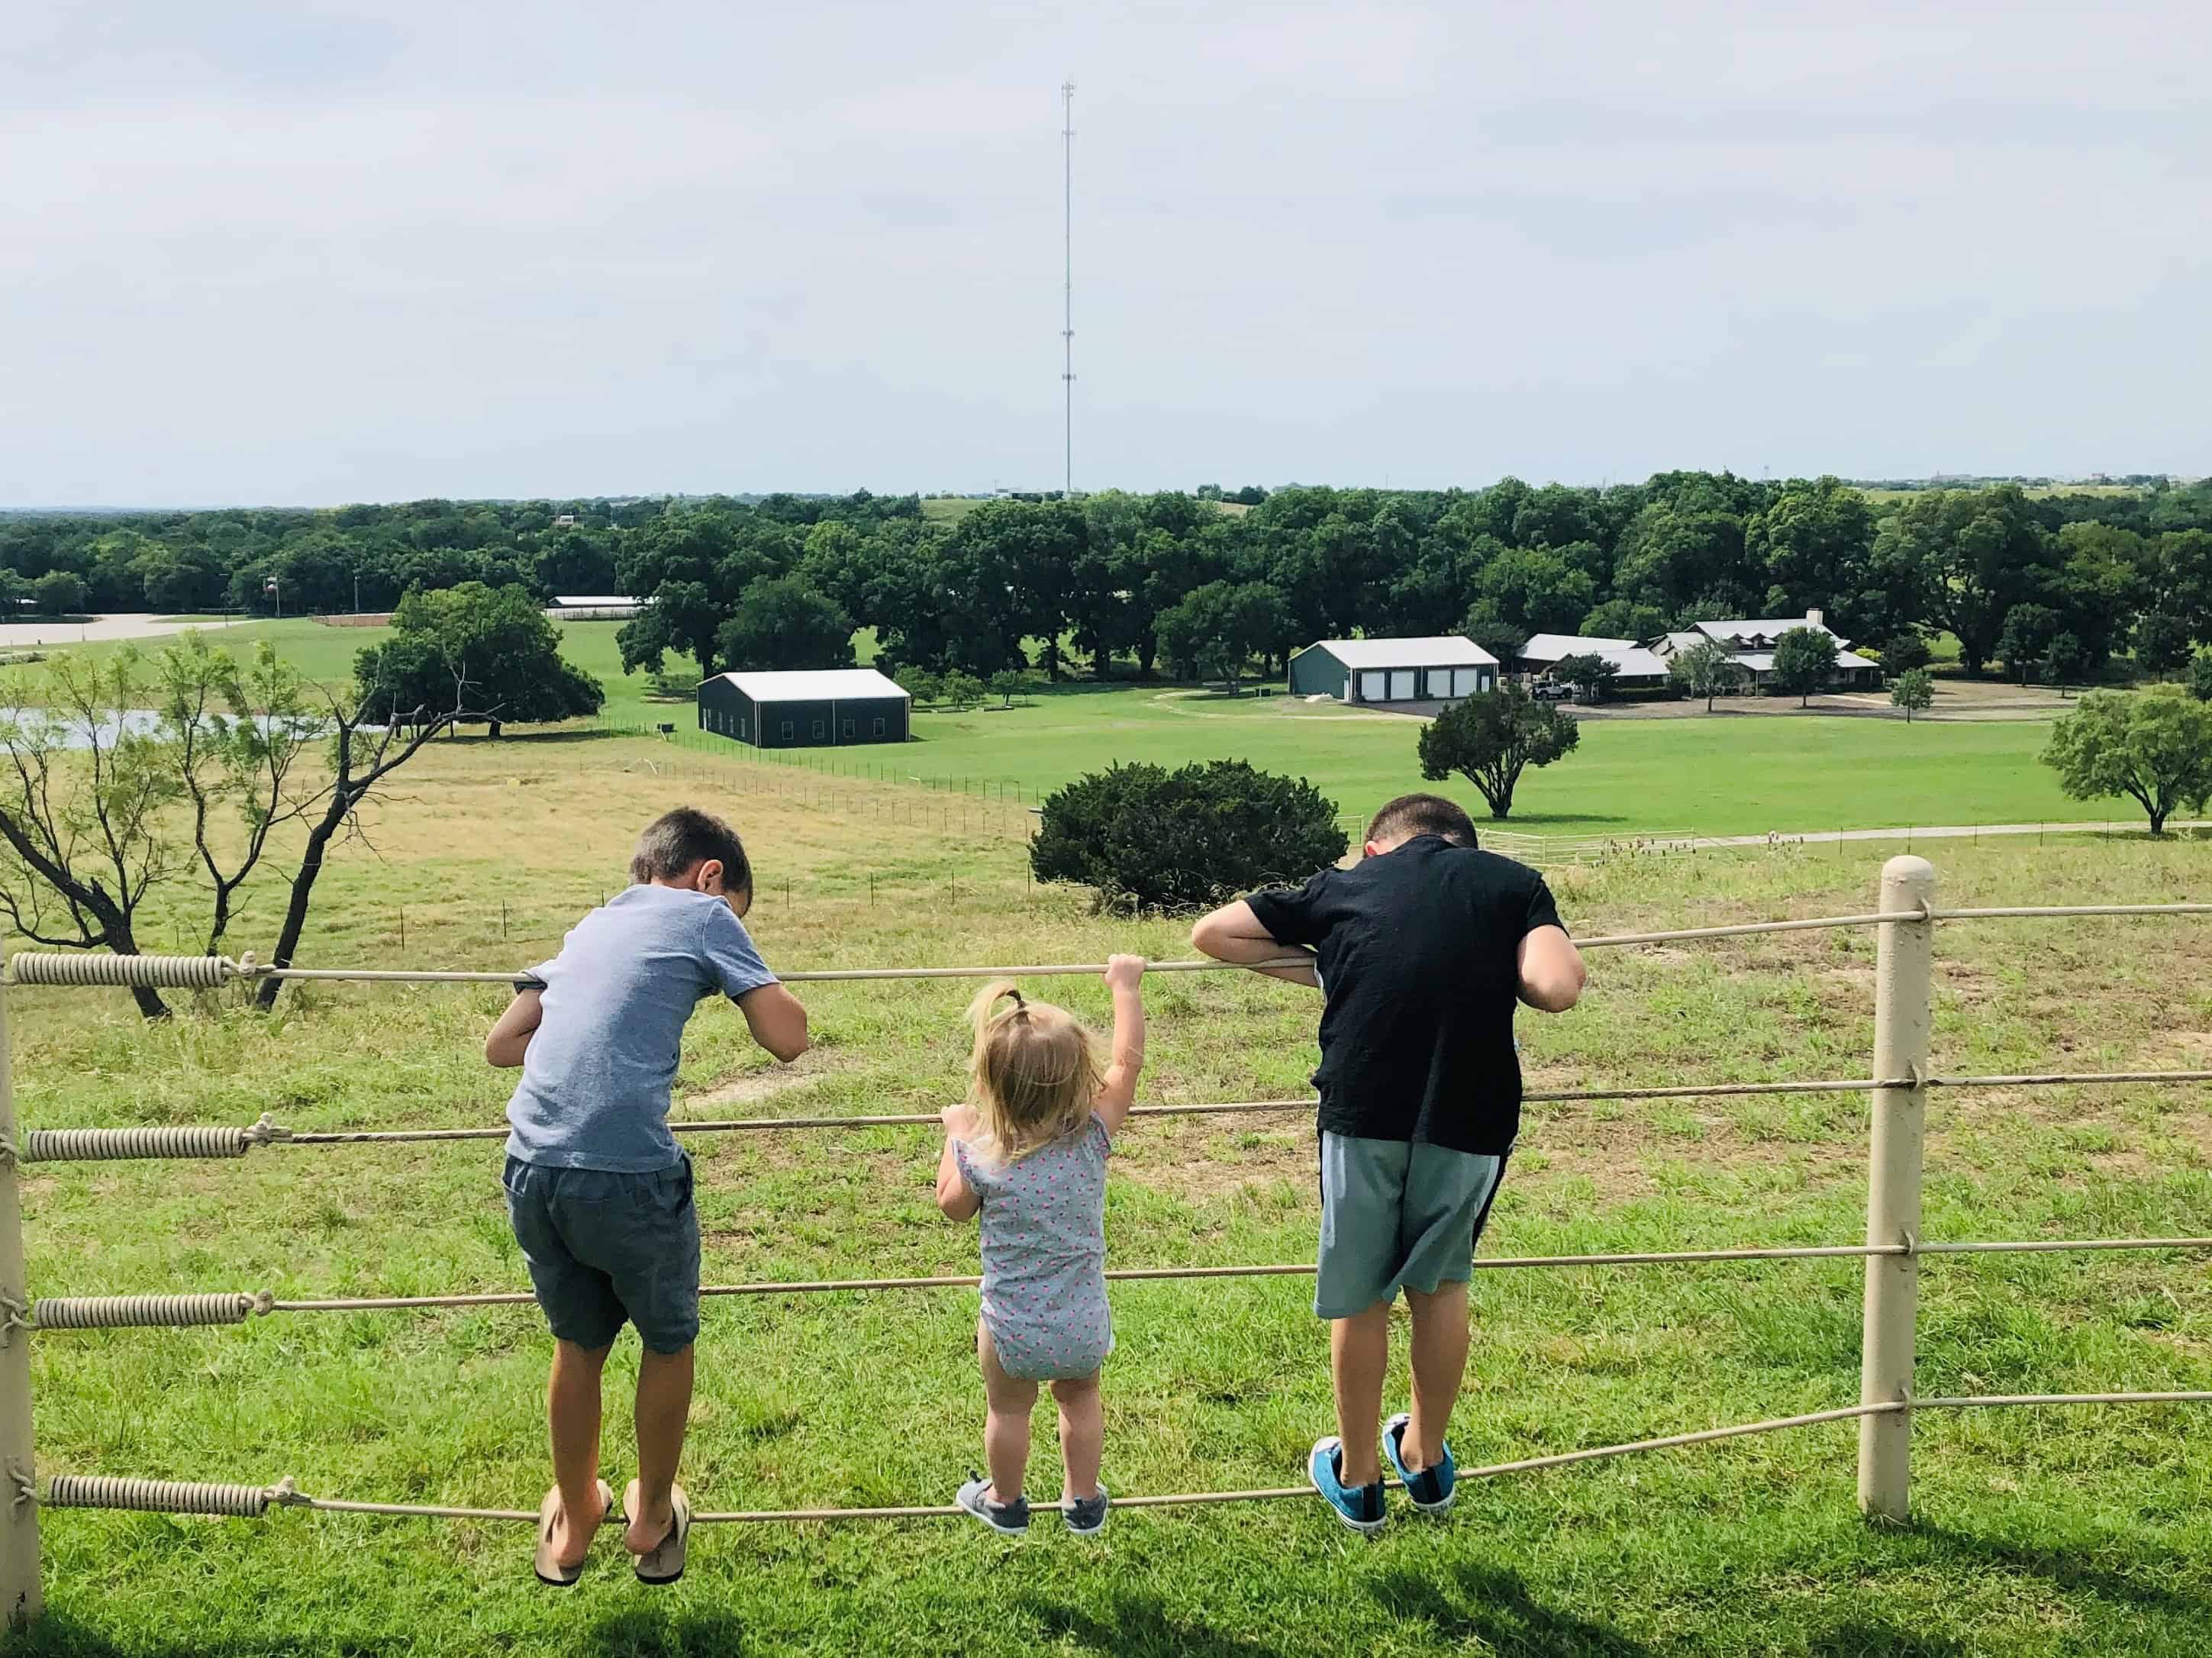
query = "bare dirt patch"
xmin=678 ymin=1050 xmax=861 ymax=1114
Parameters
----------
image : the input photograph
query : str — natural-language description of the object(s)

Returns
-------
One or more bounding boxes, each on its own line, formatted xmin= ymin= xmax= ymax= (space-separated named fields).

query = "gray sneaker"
xmin=1064 ymin=1485 xmax=1109 ymax=1537
xmin=956 ymin=1475 xmax=1029 ymax=1537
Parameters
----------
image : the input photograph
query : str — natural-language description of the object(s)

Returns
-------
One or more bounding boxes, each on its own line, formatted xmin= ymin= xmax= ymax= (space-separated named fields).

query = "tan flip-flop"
xmin=534 ymin=1479 xmax=614 ymax=1586
xmin=630 ymin=1481 xmax=692 ymax=1585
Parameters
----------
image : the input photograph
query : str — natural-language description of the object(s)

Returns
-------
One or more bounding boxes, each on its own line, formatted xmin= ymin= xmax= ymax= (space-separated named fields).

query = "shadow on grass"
xmin=1020 ymin=1587 xmax=1293 ymax=1658
xmin=0 ymin=1605 xmax=751 ymax=1658
xmin=1911 ymin=1521 xmax=2212 ymax=1621
xmin=581 ymin=1604 xmax=750 ymax=1657
xmin=1368 ymin=1563 xmax=1656 ymax=1656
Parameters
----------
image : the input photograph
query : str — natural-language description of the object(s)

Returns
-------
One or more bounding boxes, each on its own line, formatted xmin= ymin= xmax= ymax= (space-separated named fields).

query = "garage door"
xmin=1388 ymin=669 xmax=1416 ymax=701
xmin=1428 ymin=669 xmax=1455 ymax=698
xmin=1358 ymin=671 xmax=1387 ymax=702
xmin=1453 ymin=667 xmax=1484 ymax=696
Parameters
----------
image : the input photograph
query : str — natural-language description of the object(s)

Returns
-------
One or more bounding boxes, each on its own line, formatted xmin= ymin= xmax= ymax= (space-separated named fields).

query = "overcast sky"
xmin=5 ymin=2 xmax=2208 ymax=506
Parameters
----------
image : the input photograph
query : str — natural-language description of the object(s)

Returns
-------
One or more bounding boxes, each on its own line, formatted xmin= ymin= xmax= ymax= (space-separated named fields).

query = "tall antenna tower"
xmin=1060 ymin=78 xmax=1075 ymax=498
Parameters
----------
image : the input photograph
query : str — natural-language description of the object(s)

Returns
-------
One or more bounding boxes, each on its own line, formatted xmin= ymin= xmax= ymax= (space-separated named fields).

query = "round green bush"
xmin=1030 ymin=759 xmax=1347 ymax=914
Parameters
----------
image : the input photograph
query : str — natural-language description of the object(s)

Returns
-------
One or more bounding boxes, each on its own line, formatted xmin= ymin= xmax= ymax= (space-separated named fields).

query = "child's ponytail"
xmin=963 ymin=980 xmax=1100 ymax=1166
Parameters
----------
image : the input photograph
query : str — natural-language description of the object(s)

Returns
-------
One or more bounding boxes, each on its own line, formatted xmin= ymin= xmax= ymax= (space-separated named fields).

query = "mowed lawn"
xmin=890 ymin=688 xmax=2084 ymax=839
xmin=2 ymin=735 xmax=2208 ymax=1656
xmin=29 ymin=618 xmax=2116 ymax=840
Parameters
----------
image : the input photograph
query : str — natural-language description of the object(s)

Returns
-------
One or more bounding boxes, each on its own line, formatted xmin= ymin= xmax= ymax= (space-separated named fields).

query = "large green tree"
xmin=2041 ymin=690 xmax=2212 ymax=834
xmin=354 ymin=582 xmax=604 ymax=736
xmin=1769 ymin=626 xmax=1838 ymax=705
xmin=1153 ymin=580 xmax=1285 ymax=695
xmin=714 ymin=576 xmax=855 ymax=672
xmin=1416 ymin=685 xmax=1581 ymax=819
xmin=1872 ymin=486 xmax=2059 ymax=676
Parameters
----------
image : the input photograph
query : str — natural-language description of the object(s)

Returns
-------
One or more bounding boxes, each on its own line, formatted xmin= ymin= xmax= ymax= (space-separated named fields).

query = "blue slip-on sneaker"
xmin=1308 ymin=1437 xmax=1386 ymax=1535
xmin=956 ymin=1474 xmax=1030 ymax=1537
xmin=1064 ymin=1484 xmax=1109 ymax=1537
xmin=1385 ymin=1413 xmax=1457 ymax=1515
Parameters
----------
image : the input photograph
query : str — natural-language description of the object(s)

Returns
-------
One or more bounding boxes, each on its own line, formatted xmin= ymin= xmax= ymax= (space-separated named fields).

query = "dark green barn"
xmin=697 ymin=669 xmax=912 ymax=749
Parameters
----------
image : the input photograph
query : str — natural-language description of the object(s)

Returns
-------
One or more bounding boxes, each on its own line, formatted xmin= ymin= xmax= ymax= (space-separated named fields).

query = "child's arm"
xmin=1190 ymin=901 xmax=1320 ymax=988
xmin=484 ymin=988 xmax=543 ymax=1068
xmin=935 ymin=1104 xmax=981 ymax=1221
xmin=1091 ymin=953 xmax=1146 ymax=1135
xmin=737 ymin=982 xmax=811 ymax=1063
xmin=1517 ymin=925 xmax=1586 ymax=1012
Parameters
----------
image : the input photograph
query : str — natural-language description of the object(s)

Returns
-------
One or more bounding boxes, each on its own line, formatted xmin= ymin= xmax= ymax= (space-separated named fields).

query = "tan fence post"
xmin=1859 ymin=854 xmax=1936 ymax=1521
xmin=0 ymin=983 xmax=41 ymax=1624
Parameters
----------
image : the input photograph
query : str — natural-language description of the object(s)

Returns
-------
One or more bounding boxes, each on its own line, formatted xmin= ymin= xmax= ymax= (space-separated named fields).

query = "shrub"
xmin=1030 ymin=760 xmax=1347 ymax=913
xmin=1880 ymin=633 xmax=1933 ymax=673
xmin=2189 ymin=651 xmax=2212 ymax=703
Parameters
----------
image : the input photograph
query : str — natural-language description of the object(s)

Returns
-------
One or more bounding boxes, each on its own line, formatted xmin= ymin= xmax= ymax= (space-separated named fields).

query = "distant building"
xmin=1659 ymin=610 xmax=1881 ymax=691
xmin=552 ymin=514 xmax=578 ymax=527
xmin=1287 ymin=635 xmax=1499 ymax=705
xmin=697 ymin=668 xmax=911 ymax=750
xmin=1517 ymin=634 xmax=1672 ymax=690
xmin=1519 ymin=609 xmax=1881 ymax=696
xmin=546 ymin=594 xmax=641 ymax=621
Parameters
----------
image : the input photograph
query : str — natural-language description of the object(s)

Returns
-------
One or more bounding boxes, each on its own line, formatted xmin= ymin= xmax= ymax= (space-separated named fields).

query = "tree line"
xmin=9 ymin=475 xmax=2212 ymax=686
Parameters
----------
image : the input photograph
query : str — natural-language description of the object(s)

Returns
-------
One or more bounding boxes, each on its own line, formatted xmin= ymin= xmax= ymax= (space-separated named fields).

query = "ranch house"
xmin=1286 ymin=635 xmax=1500 ymax=705
xmin=697 ymin=668 xmax=912 ymax=749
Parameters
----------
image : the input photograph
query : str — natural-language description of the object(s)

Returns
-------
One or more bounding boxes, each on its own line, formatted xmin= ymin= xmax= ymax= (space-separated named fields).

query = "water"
xmin=0 ymin=708 xmax=356 ymax=750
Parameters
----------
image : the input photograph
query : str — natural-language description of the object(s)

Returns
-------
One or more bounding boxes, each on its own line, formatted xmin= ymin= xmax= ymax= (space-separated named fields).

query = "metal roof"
xmin=1520 ymin=633 xmax=1634 ymax=661
xmin=1696 ymin=618 xmax=1851 ymax=648
xmin=552 ymin=595 xmax=639 ymax=607
xmin=1733 ymin=650 xmax=1877 ymax=674
xmin=1299 ymin=635 xmax=1499 ymax=669
xmin=711 ymin=669 xmax=911 ymax=702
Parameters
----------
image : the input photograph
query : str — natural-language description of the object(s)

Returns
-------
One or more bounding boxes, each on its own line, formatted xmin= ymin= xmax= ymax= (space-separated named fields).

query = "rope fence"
xmin=24 ymin=1236 xmax=2212 ymax=1327
xmin=8 ymin=901 xmax=2211 ymax=995
xmin=1 ymin=858 xmax=2208 ymax=1618
xmin=14 ymin=1069 xmax=2210 ymax=1163
xmin=36 ymin=1392 xmax=2212 ymax=1525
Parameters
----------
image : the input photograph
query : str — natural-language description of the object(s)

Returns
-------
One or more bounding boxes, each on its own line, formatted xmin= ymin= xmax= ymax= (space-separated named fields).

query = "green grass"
xmin=2 ymin=737 xmax=2210 ymax=1654
xmin=880 ymin=686 xmax=2085 ymax=837
xmin=31 ymin=623 xmax=2115 ymax=839
xmin=32 ymin=620 xmax=884 ymax=731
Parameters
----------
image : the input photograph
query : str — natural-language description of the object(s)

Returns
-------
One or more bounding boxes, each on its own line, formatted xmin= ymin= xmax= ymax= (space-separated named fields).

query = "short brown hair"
xmin=630 ymin=807 xmax=753 ymax=895
xmin=1364 ymin=792 xmax=1478 ymax=849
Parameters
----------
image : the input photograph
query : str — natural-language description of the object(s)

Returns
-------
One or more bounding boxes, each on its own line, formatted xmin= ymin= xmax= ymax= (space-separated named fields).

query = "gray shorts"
xmin=1315 ymin=1134 xmax=1507 ymax=1320
xmin=503 ymin=1154 xmax=701 ymax=1353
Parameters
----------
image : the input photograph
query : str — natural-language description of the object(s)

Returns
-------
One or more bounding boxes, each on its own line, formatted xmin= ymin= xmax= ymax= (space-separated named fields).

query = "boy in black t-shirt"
xmin=1191 ymin=792 xmax=1585 ymax=1533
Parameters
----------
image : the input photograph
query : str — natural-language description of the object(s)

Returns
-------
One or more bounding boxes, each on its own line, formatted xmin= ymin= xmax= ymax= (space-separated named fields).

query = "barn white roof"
xmin=712 ymin=669 xmax=911 ymax=702
xmin=1304 ymin=635 xmax=1499 ymax=669
xmin=552 ymin=595 xmax=639 ymax=607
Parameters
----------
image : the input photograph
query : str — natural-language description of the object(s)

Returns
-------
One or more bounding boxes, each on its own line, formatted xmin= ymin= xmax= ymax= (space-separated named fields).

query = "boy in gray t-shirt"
xmin=485 ymin=807 xmax=808 ymax=1585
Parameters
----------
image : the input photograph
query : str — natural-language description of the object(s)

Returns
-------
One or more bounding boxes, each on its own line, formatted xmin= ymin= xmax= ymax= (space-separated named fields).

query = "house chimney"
xmin=1807 ymin=608 xmax=1824 ymax=629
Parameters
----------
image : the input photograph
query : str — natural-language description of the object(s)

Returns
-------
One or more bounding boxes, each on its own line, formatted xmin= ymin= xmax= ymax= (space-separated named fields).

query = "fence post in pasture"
xmin=0 ymin=985 xmax=44 ymax=1624
xmin=1858 ymin=853 xmax=1936 ymax=1524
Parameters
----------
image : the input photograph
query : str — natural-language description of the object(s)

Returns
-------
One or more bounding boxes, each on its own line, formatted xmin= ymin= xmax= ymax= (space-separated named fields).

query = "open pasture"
xmin=2 ymin=734 xmax=2208 ymax=1656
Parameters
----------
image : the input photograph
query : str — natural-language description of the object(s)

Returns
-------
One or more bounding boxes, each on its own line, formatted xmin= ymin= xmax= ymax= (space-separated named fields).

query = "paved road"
xmin=0 ymin=614 xmax=247 ymax=648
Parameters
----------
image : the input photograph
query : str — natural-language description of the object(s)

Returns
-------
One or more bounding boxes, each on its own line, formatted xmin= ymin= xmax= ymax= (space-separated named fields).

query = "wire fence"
xmin=0 ymin=859 xmax=2207 ymax=1603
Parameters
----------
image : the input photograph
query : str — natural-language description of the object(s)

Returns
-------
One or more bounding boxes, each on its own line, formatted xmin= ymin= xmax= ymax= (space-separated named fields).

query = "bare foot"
xmin=622 ymin=1477 xmax=676 ymax=1556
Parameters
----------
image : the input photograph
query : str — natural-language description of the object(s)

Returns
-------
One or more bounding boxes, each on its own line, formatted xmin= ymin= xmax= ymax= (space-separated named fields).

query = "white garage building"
xmin=1286 ymin=635 xmax=1501 ymax=705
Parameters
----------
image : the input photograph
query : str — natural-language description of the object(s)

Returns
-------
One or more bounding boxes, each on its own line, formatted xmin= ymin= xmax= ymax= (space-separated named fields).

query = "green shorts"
xmin=1314 ymin=1134 xmax=1507 ymax=1320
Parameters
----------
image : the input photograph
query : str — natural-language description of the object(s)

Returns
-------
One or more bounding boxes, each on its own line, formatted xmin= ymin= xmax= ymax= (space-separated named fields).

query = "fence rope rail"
xmin=27 ymin=1237 xmax=2212 ymax=1327
xmin=9 ymin=900 xmax=2207 ymax=993
xmin=18 ymin=1069 xmax=2210 ymax=1163
xmin=37 ymin=1392 xmax=2212 ymax=1525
